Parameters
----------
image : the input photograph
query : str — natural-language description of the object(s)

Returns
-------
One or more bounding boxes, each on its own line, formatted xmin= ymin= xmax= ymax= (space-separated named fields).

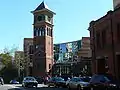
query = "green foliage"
xmin=0 ymin=47 xmax=19 ymax=83
xmin=0 ymin=53 xmax=12 ymax=66
xmin=0 ymin=64 xmax=18 ymax=83
xmin=0 ymin=47 xmax=18 ymax=67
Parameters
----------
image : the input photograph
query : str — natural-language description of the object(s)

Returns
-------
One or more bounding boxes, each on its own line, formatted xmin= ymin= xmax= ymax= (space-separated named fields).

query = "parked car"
xmin=0 ymin=77 xmax=4 ymax=85
xmin=47 ymin=77 xmax=66 ymax=88
xmin=67 ymin=77 xmax=90 ymax=90
xmin=22 ymin=76 xmax=38 ymax=88
xmin=89 ymin=74 xmax=120 ymax=90
xmin=34 ymin=76 xmax=44 ymax=84
xmin=10 ymin=80 xmax=19 ymax=84
xmin=82 ymin=76 xmax=91 ymax=82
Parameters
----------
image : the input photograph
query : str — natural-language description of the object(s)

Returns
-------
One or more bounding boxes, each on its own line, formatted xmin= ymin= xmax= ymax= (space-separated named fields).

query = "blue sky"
xmin=0 ymin=0 xmax=113 ymax=51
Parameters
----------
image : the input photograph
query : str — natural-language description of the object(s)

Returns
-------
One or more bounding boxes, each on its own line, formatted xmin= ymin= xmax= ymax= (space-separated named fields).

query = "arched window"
xmin=36 ymin=28 xmax=38 ymax=36
xmin=49 ymin=28 xmax=51 ymax=36
xmin=38 ymin=28 xmax=40 ymax=36
xmin=40 ymin=27 xmax=45 ymax=36
xmin=47 ymin=28 xmax=49 ymax=36
xmin=51 ymin=29 xmax=53 ymax=37
xmin=39 ymin=29 xmax=41 ymax=36
xmin=34 ymin=28 xmax=36 ymax=36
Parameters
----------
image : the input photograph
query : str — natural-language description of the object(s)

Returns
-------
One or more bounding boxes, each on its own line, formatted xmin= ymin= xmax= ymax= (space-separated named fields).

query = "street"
xmin=0 ymin=84 xmax=68 ymax=90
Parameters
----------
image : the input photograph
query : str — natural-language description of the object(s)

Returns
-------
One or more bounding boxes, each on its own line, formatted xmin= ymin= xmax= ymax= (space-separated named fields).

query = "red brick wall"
xmin=89 ymin=10 xmax=120 ymax=78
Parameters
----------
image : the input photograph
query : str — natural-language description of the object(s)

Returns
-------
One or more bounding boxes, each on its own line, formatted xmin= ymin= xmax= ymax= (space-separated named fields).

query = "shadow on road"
xmin=35 ymin=87 xmax=68 ymax=90
xmin=8 ymin=88 xmax=21 ymax=90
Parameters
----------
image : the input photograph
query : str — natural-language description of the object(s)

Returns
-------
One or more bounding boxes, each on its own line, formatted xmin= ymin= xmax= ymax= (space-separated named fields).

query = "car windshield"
xmin=71 ymin=77 xmax=83 ymax=82
xmin=81 ymin=77 xmax=91 ymax=82
xmin=25 ymin=77 xmax=35 ymax=81
xmin=54 ymin=77 xmax=64 ymax=81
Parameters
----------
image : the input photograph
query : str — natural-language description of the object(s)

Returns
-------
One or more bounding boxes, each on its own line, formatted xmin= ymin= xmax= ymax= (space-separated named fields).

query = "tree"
xmin=0 ymin=47 xmax=19 ymax=83
xmin=0 ymin=53 xmax=12 ymax=67
xmin=0 ymin=47 xmax=18 ymax=67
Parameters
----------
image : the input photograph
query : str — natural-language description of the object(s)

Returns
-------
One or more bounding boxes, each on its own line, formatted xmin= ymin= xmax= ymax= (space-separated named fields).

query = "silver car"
xmin=22 ymin=76 xmax=38 ymax=87
xmin=67 ymin=77 xmax=90 ymax=90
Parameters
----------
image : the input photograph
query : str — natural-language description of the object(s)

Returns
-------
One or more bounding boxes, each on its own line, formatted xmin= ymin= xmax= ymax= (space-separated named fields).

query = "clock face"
xmin=37 ymin=15 xmax=45 ymax=21
xmin=37 ymin=16 xmax=42 ymax=21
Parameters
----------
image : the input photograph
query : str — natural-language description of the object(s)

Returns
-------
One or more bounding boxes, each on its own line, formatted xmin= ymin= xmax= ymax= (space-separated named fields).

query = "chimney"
xmin=113 ymin=0 xmax=120 ymax=10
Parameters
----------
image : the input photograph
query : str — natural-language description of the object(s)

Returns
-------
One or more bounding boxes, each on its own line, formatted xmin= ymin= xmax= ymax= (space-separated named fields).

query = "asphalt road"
xmin=0 ymin=84 xmax=68 ymax=90
xmin=0 ymin=84 xmax=18 ymax=90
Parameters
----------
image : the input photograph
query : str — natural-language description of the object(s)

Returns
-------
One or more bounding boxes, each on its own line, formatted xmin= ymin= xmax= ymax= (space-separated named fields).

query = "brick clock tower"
xmin=31 ymin=1 xmax=55 ymax=77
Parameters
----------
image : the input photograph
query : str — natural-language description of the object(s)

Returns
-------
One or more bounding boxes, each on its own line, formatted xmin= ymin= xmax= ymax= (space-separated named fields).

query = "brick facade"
xmin=88 ymin=8 xmax=120 ymax=81
xmin=31 ymin=2 xmax=55 ymax=77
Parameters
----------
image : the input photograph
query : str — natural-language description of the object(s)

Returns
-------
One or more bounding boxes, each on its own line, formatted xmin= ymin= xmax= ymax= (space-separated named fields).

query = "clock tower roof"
xmin=32 ymin=1 xmax=56 ymax=15
xmin=34 ymin=1 xmax=49 ymax=11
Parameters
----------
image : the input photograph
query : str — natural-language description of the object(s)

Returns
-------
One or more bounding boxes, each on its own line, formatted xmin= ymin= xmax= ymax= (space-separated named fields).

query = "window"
xmin=96 ymin=32 xmax=101 ymax=49
xmin=39 ymin=30 xmax=41 ymax=36
xmin=37 ymin=16 xmax=42 ymax=21
xmin=38 ymin=29 xmax=40 ymax=36
xmin=29 ymin=45 xmax=33 ymax=54
xmin=47 ymin=16 xmax=51 ymax=22
xmin=49 ymin=28 xmax=51 ymax=36
xmin=49 ymin=64 xmax=51 ymax=69
xmin=40 ymin=27 xmax=45 ymax=36
xmin=34 ymin=30 xmax=36 ymax=36
xmin=37 ymin=14 xmax=45 ymax=21
xmin=51 ymin=29 xmax=53 ymax=37
xmin=117 ymin=23 xmax=120 ymax=42
xmin=101 ymin=30 xmax=106 ymax=48
xmin=47 ymin=28 xmax=49 ymax=36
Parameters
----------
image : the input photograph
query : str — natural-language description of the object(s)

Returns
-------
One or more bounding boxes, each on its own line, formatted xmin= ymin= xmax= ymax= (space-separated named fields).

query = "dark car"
xmin=47 ymin=77 xmax=66 ymax=88
xmin=82 ymin=76 xmax=91 ymax=82
xmin=89 ymin=74 xmax=120 ymax=90
xmin=22 ymin=76 xmax=38 ymax=88
xmin=34 ymin=76 xmax=44 ymax=84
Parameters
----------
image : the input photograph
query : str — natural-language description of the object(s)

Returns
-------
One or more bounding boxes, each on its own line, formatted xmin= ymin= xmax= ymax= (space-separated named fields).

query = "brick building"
xmin=77 ymin=37 xmax=91 ymax=61
xmin=31 ymin=1 xmax=55 ymax=77
xmin=23 ymin=38 xmax=33 ymax=76
xmin=88 ymin=2 xmax=120 ymax=81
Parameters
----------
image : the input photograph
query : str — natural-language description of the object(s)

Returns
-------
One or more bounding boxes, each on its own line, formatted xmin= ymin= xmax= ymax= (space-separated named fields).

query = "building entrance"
xmin=97 ymin=58 xmax=105 ymax=74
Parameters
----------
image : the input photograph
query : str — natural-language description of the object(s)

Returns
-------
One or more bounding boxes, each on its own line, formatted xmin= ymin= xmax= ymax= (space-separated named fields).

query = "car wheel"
xmin=67 ymin=84 xmax=71 ymax=90
xmin=48 ymin=84 xmax=50 ymax=87
xmin=55 ymin=85 xmax=58 ymax=88
xmin=25 ymin=85 xmax=28 ymax=87
xmin=77 ymin=85 xmax=81 ymax=90
xmin=35 ymin=84 xmax=38 ymax=88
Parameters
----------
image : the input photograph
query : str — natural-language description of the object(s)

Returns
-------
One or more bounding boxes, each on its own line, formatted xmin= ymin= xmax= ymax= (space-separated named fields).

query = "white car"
xmin=22 ymin=76 xmax=38 ymax=87
xmin=67 ymin=77 xmax=90 ymax=90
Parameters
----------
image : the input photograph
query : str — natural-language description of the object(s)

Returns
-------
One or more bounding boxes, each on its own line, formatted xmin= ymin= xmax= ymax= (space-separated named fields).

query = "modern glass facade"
xmin=54 ymin=40 xmax=81 ymax=63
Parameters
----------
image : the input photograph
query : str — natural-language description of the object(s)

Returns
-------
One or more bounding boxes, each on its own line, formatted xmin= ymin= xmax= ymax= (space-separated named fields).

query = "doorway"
xmin=96 ymin=57 xmax=105 ymax=74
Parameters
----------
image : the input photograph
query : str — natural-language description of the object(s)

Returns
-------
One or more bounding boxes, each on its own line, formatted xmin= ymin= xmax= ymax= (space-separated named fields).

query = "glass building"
xmin=54 ymin=40 xmax=81 ymax=63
